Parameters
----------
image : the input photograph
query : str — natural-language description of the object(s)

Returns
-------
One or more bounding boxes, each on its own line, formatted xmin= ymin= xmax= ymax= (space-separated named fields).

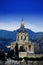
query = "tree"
xmin=0 ymin=50 xmax=6 ymax=61
xmin=7 ymin=49 xmax=14 ymax=58
xmin=15 ymin=43 xmax=19 ymax=58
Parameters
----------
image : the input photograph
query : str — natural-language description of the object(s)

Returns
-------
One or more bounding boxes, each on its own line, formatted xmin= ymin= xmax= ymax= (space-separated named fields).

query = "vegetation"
xmin=0 ymin=50 xmax=6 ymax=61
xmin=15 ymin=43 xmax=19 ymax=58
xmin=7 ymin=49 xmax=14 ymax=58
xmin=11 ymin=57 xmax=23 ymax=61
xmin=24 ymin=57 xmax=43 ymax=61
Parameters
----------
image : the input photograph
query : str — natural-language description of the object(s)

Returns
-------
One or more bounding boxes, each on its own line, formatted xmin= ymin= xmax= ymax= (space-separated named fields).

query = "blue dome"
xmin=17 ymin=28 xmax=27 ymax=33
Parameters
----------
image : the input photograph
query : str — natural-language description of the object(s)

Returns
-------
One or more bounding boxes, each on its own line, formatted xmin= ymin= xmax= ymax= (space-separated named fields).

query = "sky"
xmin=0 ymin=0 xmax=43 ymax=32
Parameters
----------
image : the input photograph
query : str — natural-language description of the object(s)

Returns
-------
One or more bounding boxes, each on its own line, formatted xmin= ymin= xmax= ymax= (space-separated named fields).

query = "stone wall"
xmin=20 ymin=61 xmax=43 ymax=65
xmin=19 ymin=52 xmax=43 ymax=58
xmin=5 ymin=60 xmax=43 ymax=65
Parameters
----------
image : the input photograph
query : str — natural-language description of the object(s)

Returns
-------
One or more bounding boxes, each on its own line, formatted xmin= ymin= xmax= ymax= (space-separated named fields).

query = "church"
xmin=7 ymin=20 xmax=34 ymax=57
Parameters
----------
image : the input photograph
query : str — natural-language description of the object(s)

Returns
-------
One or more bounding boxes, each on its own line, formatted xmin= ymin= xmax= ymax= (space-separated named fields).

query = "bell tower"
xmin=16 ymin=19 xmax=28 ymax=42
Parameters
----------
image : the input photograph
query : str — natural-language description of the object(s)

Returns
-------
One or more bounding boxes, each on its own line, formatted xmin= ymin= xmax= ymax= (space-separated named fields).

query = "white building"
xmin=7 ymin=20 xmax=34 ymax=57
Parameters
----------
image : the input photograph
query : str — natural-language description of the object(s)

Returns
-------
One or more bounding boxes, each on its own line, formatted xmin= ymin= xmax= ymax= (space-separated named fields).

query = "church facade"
xmin=8 ymin=20 xmax=35 ymax=57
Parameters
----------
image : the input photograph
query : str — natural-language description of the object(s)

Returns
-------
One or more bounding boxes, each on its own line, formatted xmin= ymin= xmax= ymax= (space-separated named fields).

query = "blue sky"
xmin=0 ymin=0 xmax=43 ymax=32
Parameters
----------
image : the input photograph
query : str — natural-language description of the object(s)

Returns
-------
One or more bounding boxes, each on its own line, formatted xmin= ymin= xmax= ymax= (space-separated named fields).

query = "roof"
xmin=17 ymin=27 xmax=27 ymax=33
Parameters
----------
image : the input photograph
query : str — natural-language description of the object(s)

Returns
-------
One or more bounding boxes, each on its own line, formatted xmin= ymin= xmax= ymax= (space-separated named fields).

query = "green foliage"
xmin=7 ymin=49 xmax=14 ymax=58
xmin=0 ymin=51 xmax=6 ymax=61
xmin=11 ymin=57 xmax=23 ymax=61
xmin=15 ymin=43 xmax=19 ymax=58
xmin=24 ymin=57 xmax=43 ymax=61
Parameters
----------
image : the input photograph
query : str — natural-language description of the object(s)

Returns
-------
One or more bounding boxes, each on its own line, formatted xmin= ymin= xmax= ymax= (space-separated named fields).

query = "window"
xmin=17 ymin=36 xmax=19 ymax=41
xmin=28 ymin=45 xmax=31 ymax=51
xmin=24 ymin=36 xmax=26 ymax=40
xmin=21 ymin=36 xmax=22 ymax=40
xmin=19 ymin=45 xmax=25 ymax=52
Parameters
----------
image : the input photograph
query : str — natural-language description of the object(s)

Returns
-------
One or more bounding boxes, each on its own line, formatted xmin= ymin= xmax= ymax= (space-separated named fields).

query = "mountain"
xmin=0 ymin=29 xmax=43 ymax=53
xmin=0 ymin=30 xmax=17 ymax=52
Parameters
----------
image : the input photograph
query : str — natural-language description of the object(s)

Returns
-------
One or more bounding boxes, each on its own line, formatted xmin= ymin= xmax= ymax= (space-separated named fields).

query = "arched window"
xmin=19 ymin=45 xmax=25 ymax=52
xmin=24 ymin=36 xmax=26 ymax=41
xmin=25 ymin=36 xmax=26 ymax=40
xmin=21 ymin=36 xmax=22 ymax=40
xmin=28 ymin=45 xmax=31 ymax=51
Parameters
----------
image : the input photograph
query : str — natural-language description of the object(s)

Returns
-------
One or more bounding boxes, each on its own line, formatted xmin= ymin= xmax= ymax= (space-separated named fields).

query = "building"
xmin=7 ymin=20 xmax=34 ymax=57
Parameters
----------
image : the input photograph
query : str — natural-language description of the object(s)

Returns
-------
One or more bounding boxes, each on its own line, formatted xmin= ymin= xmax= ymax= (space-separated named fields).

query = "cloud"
xmin=25 ymin=23 xmax=43 ymax=32
xmin=0 ymin=21 xmax=43 ymax=32
xmin=0 ymin=21 xmax=20 ymax=31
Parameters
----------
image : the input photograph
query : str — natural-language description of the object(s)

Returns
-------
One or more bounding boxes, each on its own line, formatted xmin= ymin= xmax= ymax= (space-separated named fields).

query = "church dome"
xmin=17 ymin=27 xmax=27 ymax=33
